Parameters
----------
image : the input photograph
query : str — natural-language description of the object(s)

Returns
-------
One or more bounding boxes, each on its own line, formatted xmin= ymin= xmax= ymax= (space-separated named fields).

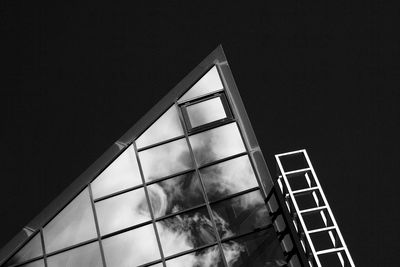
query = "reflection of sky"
xmin=139 ymin=138 xmax=193 ymax=181
xmin=200 ymin=155 xmax=258 ymax=201
xmin=187 ymin=97 xmax=226 ymax=128
xmin=18 ymin=259 xmax=45 ymax=267
xmin=179 ymin=66 xmax=223 ymax=102
xmin=102 ymin=224 xmax=160 ymax=267
xmin=95 ymin=188 xmax=151 ymax=235
xmin=147 ymin=172 xmax=204 ymax=218
xmin=189 ymin=123 xmax=246 ymax=166
xmin=166 ymin=245 xmax=223 ymax=267
xmin=223 ymin=230 xmax=286 ymax=267
xmin=211 ymin=190 xmax=270 ymax=239
xmin=136 ymin=105 xmax=183 ymax=149
xmin=91 ymin=145 xmax=142 ymax=199
xmin=47 ymin=241 xmax=102 ymax=267
xmin=5 ymin=233 xmax=42 ymax=265
xmin=156 ymin=208 xmax=216 ymax=257
xmin=43 ymin=189 xmax=97 ymax=253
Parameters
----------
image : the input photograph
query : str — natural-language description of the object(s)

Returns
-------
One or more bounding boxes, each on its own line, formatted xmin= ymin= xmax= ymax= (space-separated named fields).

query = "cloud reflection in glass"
xmin=189 ymin=123 xmax=246 ymax=166
xmin=147 ymin=172 xmax=205 ymax=218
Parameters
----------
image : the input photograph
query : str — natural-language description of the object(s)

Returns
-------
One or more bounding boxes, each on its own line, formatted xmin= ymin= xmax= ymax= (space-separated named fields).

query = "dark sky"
xmin=1 ymin=1 xmax=399 ymax=266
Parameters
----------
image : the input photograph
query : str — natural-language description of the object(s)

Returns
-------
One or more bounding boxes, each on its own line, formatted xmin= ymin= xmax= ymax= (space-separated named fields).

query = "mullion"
xmin=11 ymin=257 xmax=45 ymax=267
xmin=133 ymin=142 xmax=166 ymax=267
xmin=100 ymin=220 xmax=153 ymax=240
xmin=93 ymin=168 xmax=197 ymax=203
xmin=9 ymin=253 xmax=44 ymax=267
xmin=176 ymin=87 xmax=225 ymax=105
xmin=143 ymin=168 xmax=195 ymax=186
xmin=178 ymin=90 xmax=225 ymax=107
xmin=197 ymin=151 xmax=248 ymax=170
xmin=136 ymin=134 xmax=186 ymax=152
xmin=175 ymin=101 xmax=230 ymax=267
xmin=163 ymin=242 xmax=219 ymax=262
xmin=186 ymin=117 xmax=236 ymax=136
xmin=154 ymin=203 xmax=207 ymax=222
xmin=88 ymin=184 xmax=107 ymax=267
xmin=93 ymin=183 xmax=144 ymax=203
xmin=43 ymin=238 xmax=97 ymax=258
xmin=40 ymin=229 xmax=48 ymax=267
xmin=220 ymin=224 xmax=274 ymax=243
xmin=137 ymin=259 xmax=165 ymax=267
xmin=207 ymin=186 xmax=260 ymax=206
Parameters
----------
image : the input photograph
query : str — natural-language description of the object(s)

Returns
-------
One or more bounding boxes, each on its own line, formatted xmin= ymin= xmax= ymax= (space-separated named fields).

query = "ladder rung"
xmin=300 ymin=206 xmax=327 ymax=214
xmin=284 ymin=167 xmax=311 ymax=176
xmin=275 ymin=149 xmax=306 ymax=157
xmin=307 ymin=226 xmax=336 ymax=234
xmin=316 ymin=247 xmax=345 ymax=255
xmin=291 ymin=186 xmax=319 ymax=195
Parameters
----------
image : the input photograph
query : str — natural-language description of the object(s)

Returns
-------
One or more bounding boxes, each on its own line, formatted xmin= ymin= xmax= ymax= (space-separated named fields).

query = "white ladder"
xmin=275 ymin=150 xmax=355 ymax=267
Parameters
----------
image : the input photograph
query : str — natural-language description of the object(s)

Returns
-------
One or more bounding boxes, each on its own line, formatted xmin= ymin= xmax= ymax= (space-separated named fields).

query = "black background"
xmin=1 ymin=1 xmax=399 ymax=266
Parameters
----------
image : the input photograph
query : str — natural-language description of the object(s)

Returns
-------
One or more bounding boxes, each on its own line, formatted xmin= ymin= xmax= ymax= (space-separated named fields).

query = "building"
xmin=0 ymin=46 xmax=354 ymax=267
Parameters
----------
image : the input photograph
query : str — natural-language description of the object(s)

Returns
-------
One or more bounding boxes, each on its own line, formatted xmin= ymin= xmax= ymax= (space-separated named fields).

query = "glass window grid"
xmin=6 ymin=65 xmax=276 ymax=267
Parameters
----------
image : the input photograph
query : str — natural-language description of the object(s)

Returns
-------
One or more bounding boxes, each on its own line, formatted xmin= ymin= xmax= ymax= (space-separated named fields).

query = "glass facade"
xmin=2 ymin=51 xmax=295 ymax=267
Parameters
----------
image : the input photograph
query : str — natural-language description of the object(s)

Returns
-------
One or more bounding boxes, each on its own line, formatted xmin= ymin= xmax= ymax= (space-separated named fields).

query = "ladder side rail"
xmin=302 ymin=150 xmax=355 ymax=267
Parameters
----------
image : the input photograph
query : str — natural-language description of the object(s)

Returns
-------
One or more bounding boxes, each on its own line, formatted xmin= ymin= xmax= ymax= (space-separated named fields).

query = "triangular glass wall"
xmin=1 ymin=46 xmax=305 ymax=267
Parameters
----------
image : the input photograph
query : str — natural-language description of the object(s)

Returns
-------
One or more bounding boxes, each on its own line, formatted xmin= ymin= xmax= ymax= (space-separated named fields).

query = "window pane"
xmin=5 ymin=233 xmax=42 ymax=266
xmin=91 ymin=145 xmax=142 ymax=199
xmin=139 ymin=138 xmax=193 ymax=181
xmin=136 ymin=105 xmax=184 ymax=149
xmin=47 ymin=241 xmax=102 ymax=267
xmin=179 ymin=66 xmax=223 ymax=102
xmin=189 ymin=123 xmax=246 ymax=166
xmin=156 ymin=207 xmax=216 ymax=257
xmin=19 ymin=259 xmax=45 ymax=267
xmin=222 ymin=229 xmax=286 ymax=267
xmin=96 ymin=188 xmax=151 ymax=235
xmin=186 ymin=97 xmax=227 ymax=128
xmin=200 ymin=155 xmax=258 ymax=202
xmin=147 ymin=172 xmax=205 ymax=218
xmin=211 ymin=190 xmax=270 ymax=239
xmin=166 ymin=245 xmax=224 ymax=267
xmin=43 ymin=188 xmax=97 ymax=253
xmin=102 ymin=224 xmax=160 ymax=267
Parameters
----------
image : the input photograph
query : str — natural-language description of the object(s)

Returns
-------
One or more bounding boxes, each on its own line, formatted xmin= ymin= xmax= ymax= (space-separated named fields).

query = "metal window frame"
xmin=180 ymin=92 xmax=234 ymax=133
